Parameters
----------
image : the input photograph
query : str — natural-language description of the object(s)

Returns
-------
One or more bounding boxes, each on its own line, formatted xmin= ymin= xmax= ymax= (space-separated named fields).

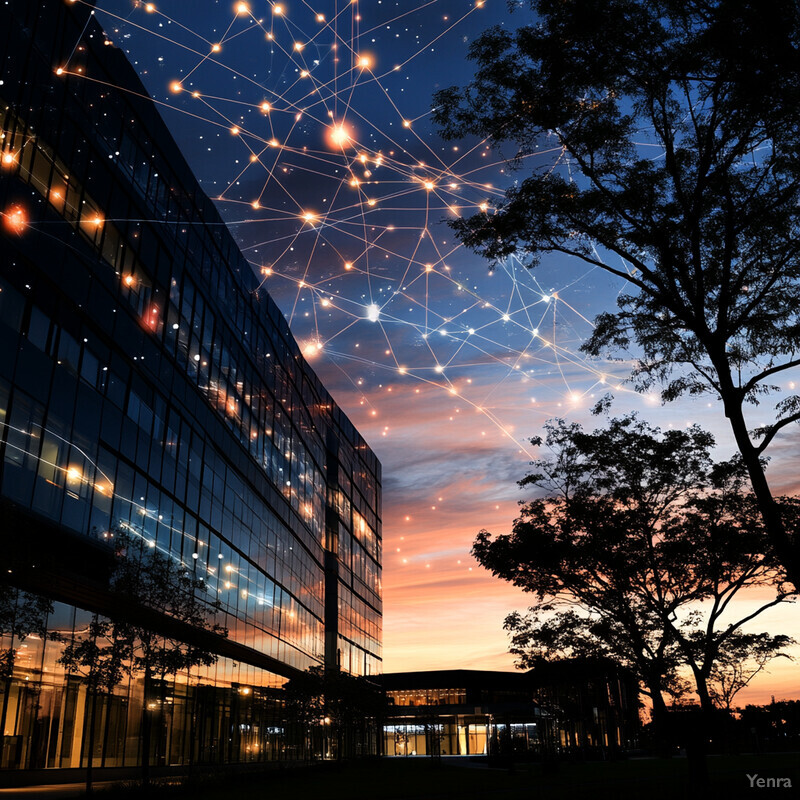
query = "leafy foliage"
xmin=435 ymin=0 xmax=800 ymax=588
xmin=473 ymin=415 xmax=795 ymax=727
xmin=0 ymin=585 xmax=53 ymax=680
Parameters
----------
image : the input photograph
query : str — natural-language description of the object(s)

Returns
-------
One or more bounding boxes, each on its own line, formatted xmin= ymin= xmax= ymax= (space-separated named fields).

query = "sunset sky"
xmin=90 ymin=0 xmax=799 ymax=704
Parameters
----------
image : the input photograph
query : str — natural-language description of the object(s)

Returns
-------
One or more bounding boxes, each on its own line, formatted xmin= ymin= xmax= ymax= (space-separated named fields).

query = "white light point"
xmin=366 ymin=304 xmax=380 ymax=322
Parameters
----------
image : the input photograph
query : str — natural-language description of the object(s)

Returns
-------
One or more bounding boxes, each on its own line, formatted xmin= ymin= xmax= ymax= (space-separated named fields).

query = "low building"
xmin=379 ymin=661 xmax=639 ymax=759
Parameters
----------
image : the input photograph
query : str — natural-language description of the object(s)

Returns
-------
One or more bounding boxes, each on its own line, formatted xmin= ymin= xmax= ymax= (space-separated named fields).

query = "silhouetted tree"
xmin=434 ymin=0 xmax=800 ymax=590
xmin=0 ymin=586 xmax=52 ymax=745
xmin=706 ymin=632 xmax=793 ymax=713
xmin=58 ymin=528 xmax=226 ymax=785
xmin=284 ymin=666 xmax=385 ymax=761
xmin=109 ymin=530 xmax=226 ymax=784
xmin=473 ymin=415 xmax=795 ymax=754
xmin=58 ymin=614 xmax=130 ymax=793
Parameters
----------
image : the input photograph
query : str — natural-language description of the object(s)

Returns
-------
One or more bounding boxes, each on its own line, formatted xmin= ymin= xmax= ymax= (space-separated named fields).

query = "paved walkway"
xmin=0 ymin=781 xmax=119 ymax=798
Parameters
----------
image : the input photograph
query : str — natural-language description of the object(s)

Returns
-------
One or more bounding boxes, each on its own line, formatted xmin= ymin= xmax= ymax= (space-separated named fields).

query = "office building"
xmin=0 ymin=0 xmax=381 ymax=775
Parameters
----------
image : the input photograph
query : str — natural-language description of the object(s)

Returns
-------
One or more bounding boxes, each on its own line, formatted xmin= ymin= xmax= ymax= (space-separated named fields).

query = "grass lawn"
xmin=95 ymin=753 xmax=799 ymax=800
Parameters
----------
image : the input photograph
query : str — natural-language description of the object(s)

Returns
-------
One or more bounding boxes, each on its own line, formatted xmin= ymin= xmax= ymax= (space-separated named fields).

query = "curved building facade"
xmin=0 ymin=0 xmax=381 ymax=773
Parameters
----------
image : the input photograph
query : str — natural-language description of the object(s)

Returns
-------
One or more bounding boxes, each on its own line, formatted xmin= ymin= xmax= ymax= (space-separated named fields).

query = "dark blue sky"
xmin=85 ymin=0 xmax=799 ymax=696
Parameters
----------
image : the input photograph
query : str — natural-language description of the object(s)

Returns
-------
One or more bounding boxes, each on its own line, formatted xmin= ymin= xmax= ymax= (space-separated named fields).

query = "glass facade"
xmin=0 ymin=0 xmax=381 ymax=774
xmin=380 ymin=667 xmax=639 ymax=759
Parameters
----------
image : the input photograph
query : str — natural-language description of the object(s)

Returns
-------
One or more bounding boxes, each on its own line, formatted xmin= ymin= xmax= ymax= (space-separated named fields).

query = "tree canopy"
xmin=435 ymin=0 xmax=800 ymax=589
xmin=472 ymin=415 xmax=795 ymax=740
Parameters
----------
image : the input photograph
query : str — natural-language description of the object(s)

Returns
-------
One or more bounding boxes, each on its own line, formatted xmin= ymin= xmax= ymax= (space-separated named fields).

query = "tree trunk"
xmin=141 ymin=670 xmax=152 ymax=786
xmin=0 ymin=677 xmax=11 ymax=747
xmin=648 ymin=686 xmax=671 ymax=757
xmin=715 ymin=360 xmax=800 ymax=591
xmin=85 ymin=691 xmax=97 ymax=794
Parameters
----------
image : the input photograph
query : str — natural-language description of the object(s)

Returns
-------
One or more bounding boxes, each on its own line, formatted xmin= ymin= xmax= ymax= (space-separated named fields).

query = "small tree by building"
xmin=0 ymin=587 xmax=52 ymax=757
xmin=57 ymin=528 xmax=226 ymax=785
xmin=109 ymin=530 xmax=226 ymax=783
xmin=283 ymin=666 xmax=386 ymax=761
xmin=58 ymin=614 xmax=130 ymax=794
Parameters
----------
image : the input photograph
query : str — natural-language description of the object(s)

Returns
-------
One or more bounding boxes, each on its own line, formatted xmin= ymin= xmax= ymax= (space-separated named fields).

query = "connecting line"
xmin=63 ymin=6 xmax=95 ymax=68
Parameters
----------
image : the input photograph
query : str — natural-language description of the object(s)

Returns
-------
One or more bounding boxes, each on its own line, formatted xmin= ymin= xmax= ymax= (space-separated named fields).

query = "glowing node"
xmin=366 ymin=303 xmax=380 ymax=322
xmin=358 ymin=54 xmax=372 ymax=69
xmin=235 ymin=2 xmax=250 ymax=14
xmin=169 ymin=81 xmax=182 ymax=93
xmin=1 ymin=151 xmax=17 ymax=167
xmin=145 ymin=3 xmax=156 ymax=12
xmin=273 ymin=3 xmax=283 ymax=14
xmin=260 ymin=101 xmax=271 ymax=113
xmin=479 ymin=202 xmax=489 ymax=212
xmin=230 ymin=126 xmax=239 ymax=135
xmin=301 ymin=211 xmax=317 ymax=223
xmin=3 ymin=205 xmax=27 ymax=234
xmin=251 ymin=200 xmax=260 ymax=209
xmin=260 ymin=266 xmax=272 ymax=276
xmin=402 ymin=119 xmax=411 ymax=128
xmin=123 ymin=274 xmax=136 ymax=287
xmin=316 ymin=13 xmax=325 ymax=22
xmin=293 ymin=42 xmax=304 ymax=52
xmin=327 ymin=123 xmax=354 ymax=148
xmin=344 ymin=262 xmax=353 ymax=270
xmin=434 ymin=365 xmax=443 ymax=373
xmin=211 ymin=43 xmax=221 ymax=53
xmin=56 ymin=67 xmax=64 ymax=75
xmin=66 ymin=466 xmax=82 ymax=482
xmin=398 ymin=367 xmax=407 ymax=374
xmin=542 ymin=294 xmax=551 ymax=302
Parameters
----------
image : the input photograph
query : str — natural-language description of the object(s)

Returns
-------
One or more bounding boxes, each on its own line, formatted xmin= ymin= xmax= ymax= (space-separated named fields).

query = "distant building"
xmin=379 ymin=661 xmax=639 ymax=758
xmin=0 ymin=0 xmax=381 ymax=776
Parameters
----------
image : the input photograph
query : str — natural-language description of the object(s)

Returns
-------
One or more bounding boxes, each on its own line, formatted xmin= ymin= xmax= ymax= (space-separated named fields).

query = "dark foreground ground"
xmin=1 ymin=753 xmax=797 ymax=800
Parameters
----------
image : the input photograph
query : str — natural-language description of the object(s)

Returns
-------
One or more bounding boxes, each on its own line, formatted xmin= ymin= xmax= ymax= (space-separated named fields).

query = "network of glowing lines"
xmin=47 ymin=0 xmax=641 ymax=456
